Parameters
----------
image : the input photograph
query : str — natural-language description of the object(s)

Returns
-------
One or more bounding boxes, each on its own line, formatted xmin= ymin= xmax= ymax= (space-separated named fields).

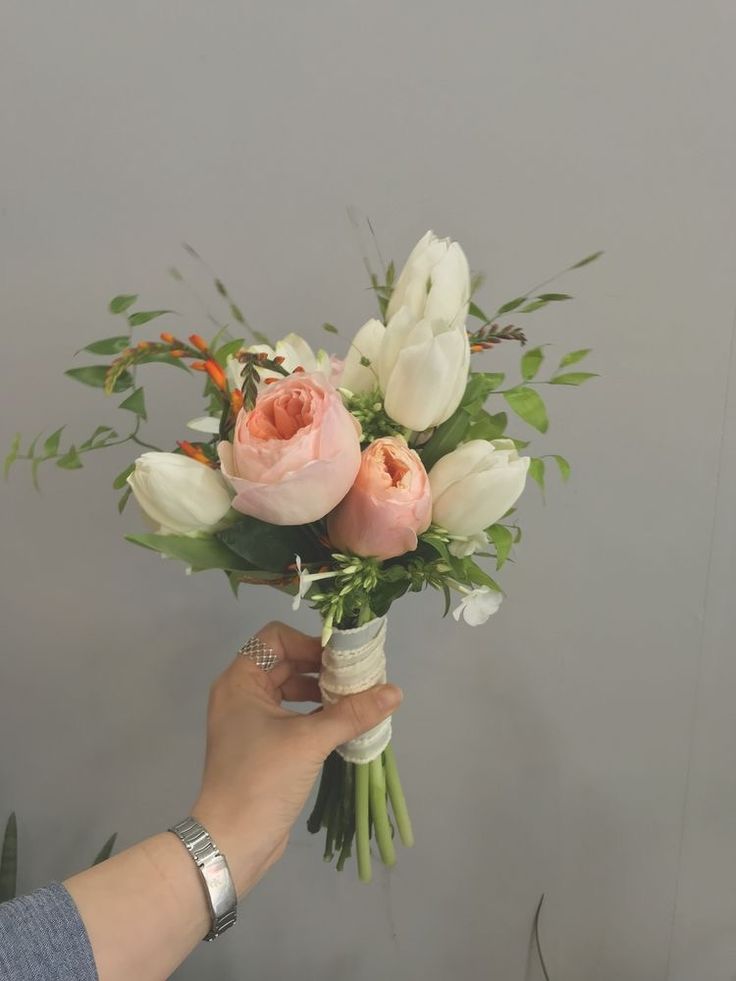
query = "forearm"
xmin=64 ymin=832 xmax=211 ymax=981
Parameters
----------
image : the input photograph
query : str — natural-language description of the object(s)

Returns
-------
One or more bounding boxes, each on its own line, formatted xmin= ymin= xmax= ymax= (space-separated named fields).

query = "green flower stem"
xmin=355 ymin=763 xmax=372 ymax=883
xmin=323 ymin=782 xmax=340 ymax=862
xmin=336 ymin=763 xmax=355 ymax=872
xmin=383 ymin=744 xmax=414 ymax=848
xmin=307 ymin=753 xmax=335 ymax=834
xmin=369 ymin=758 xmax=396 ymax=867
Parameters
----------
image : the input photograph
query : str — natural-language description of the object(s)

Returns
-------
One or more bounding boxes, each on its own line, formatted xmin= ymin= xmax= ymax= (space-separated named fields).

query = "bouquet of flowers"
xmin=6 ymin=230 xmax=599 ymax=882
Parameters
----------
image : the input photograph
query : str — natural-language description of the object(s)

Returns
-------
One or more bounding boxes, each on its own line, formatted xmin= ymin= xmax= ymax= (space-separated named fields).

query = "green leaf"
xmin=488 ymin=524 xmax=513 ymax=570
xmin=468 ymin=301 xmax=490 ymax=322
xmin=4 ymin=433 xmax=21 ymax=479
xmin=56 ymin=446 xmax=83 ymax=470
xmin=79 ymin=425 xmax=116 ymax=450
xmin=465 ymin=561 xmax=502 ymax=591
xmin=496 ymin=297 xmax=527 ymax=316
xmin=322 ymin=322 xmax=339 ymax=334
xmin=0 ymin=812 xmax=18 ymax=902
xmin=441 ymin=582 xmax=452 ymax=617
xmin=537 ymin=293 xmax=572 ymax=302
xmin=92 ymin=833 xmax=118 ymax=866
xmin=461 ymin=372 xmax=505 ymax=413
xmin=136 ymin=353 xmax=191 ymax=373
xmin=386 ymin=260 xmax=396 ymax=286
xmin=113 ymin=462 xmax=135 ymax=489
xmin=553 ymin=454 xmax=571 ymax=481
xmin=83 ymin=336 xmax=131 ymax=355
xmin=519 ymin=299 xmax=548 ymax=314
xmin=127 ymin=310 xmax=171 ymax=327
xmin=65 ymin=365 xmax=133 ymax=393
xmin=549 ymin=372 xmax=598 ymax=386
xmin=213 ymin=338 xmax=246 ymax=368
xmin=529 ymin=457 xmax=545 ymax=491
xmin=467 ymin=410 xmax=507 ymax=441
xmin=43 ymin=427 xmax=65 ymax=456
xmin=521 ymin=346 xmax=545 ymax=382
xmin=217 ymin=517 xmax=326 ymax=573
xmin=109 ymin=294 xmax=138 ymax=315
xmin=127 ymin=533 xmax=261 ymax=573
xmin=571 ymin=250 xmax=604 ymax=269
xmin=119 ymin=387 xmax=147 ymax=420
xmin=117 ymin=486 xmax=132 ymax=513
xmin=504 ymin=387 xmax=549 ymax=433
xmin=558 ymin=348 xmax=591 ymax=369
xmin=420 ymin=410 xmax=470 ymax=471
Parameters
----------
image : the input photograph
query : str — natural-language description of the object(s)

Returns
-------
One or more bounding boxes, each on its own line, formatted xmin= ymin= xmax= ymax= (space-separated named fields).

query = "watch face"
xmin=203 ymin=852 xmax=237 ymax=920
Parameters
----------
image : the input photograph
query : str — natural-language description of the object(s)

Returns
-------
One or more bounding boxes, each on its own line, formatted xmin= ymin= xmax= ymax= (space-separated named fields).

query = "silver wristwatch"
xmin=169 ymin=817 xmax=238 ymax=941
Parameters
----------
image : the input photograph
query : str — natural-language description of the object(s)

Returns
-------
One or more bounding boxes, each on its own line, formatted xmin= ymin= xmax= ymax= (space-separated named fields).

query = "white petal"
xmin=187 ymin=415 xmax=222 ymax=434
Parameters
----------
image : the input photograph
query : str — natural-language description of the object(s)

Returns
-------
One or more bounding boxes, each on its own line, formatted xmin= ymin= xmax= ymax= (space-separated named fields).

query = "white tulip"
xmin=340 ymin=318 xmax=386 ymax=394
xmin=127 ymin=452 xmax=233 ymax=535
xmin=429 ymin=439 xmax=530 ymax=536
xmin=452 ymin=587 xmax=502 ymax=626
xmin=379 ymin=231 xmax=471 ymax=431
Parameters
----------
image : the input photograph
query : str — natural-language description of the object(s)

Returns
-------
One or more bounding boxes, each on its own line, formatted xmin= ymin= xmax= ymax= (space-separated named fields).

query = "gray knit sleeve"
xmin=0 ymin=882 xmax=97 ymax=981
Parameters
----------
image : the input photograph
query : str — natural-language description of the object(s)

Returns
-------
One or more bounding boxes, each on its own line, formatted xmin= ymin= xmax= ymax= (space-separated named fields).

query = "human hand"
xmin=191 ymin=621 xmax=403 ymax=895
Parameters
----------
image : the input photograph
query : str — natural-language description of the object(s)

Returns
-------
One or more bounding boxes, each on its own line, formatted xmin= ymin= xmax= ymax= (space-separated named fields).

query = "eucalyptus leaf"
xmin=92 ymin=833 xmax=118 ymax=866
xmin=0 ymin=812 xmax=17 ymax=902
xmin=65 ymin=365 xmax=133 ymax=393
xmin=548 ymin=372 xmax=598 ymax=386
xmin=119 ymin=387 xmax=147 ymax=420
xmin=503 ymin=387 xmax=549 ymax=433
xmin=108 ymin=294 xmax=138 ymax=315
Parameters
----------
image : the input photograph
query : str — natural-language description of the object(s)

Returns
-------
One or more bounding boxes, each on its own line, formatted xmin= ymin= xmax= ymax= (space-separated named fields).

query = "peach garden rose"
xmin=327 ymin=436 xmax=432 ymax=560
xmin=218 ymin=373 xmax=361 ymax=525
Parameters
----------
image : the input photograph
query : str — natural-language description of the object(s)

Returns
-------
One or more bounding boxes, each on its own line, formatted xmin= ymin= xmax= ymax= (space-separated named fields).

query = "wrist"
xmin=190 ymin=800 xmax=286 ymax=897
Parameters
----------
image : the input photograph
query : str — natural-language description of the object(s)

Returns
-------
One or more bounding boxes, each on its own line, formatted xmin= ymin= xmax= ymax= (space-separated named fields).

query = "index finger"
xmin=257 ymin=621 xmax=322 ymax=669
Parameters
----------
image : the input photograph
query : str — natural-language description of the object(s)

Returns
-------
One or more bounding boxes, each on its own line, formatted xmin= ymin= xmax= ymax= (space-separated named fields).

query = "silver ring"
xmin=238 ymin=636 xmax=279 ymax=672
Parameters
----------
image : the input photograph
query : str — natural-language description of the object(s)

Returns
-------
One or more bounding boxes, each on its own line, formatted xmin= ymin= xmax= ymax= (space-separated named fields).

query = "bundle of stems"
xmin=307 ymin=743 xmax=413 ymax=882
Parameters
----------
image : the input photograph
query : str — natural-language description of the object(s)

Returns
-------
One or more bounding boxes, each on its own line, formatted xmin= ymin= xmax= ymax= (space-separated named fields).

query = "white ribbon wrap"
xmin=319 ymin=616 xmax=391 ymax=764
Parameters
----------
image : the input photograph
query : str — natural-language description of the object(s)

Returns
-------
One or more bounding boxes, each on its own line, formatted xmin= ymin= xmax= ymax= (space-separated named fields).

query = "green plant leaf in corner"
xmin=127 ymin=310 xmax=171 ymax=327
xmin=119 ymin=387 xmax=147 ymax=420
xmin=92 ymin=832 xmax=118 ymax=866
xmin=126 ymin=532 xmax=262 ymax=573
xmin=108 ymin=294 xmax=138 ymax=315
xmin=65 ymin=366 xmax=134 ymax=393
xmin=558 ymin=348 xmax=591 ymax=369
xmin=553 ymin=454 xmax=571 ymax=481
xmin=0 ymin=812 xmax=18 ymax=902
xmin=503 ymin=387 xmax=549 ymax=433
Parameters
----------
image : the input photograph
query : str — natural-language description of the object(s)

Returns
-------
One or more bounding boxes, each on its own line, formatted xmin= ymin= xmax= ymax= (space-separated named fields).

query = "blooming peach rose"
xmin=218 ymin=373 xmax=361 ymax=525
xmin=327 ymin=436 xmax=432 ymax=560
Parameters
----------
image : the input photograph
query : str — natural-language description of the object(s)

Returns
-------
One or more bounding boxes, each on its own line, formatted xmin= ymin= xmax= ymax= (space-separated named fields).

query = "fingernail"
xmin=376 ymin=684 xmax=403 ymax=711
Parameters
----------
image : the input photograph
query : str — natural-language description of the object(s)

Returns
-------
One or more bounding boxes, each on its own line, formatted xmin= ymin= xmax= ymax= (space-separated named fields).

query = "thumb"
xmin=311 ymin=684 xmax=403 ymax=755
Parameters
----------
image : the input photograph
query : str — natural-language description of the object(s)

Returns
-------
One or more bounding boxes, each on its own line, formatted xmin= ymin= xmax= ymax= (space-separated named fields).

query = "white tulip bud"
xmin=127 ymin=452 xmax=233 ymax=535
xmin=340 ymin=318 xmax=386 ymax=395
xmin=429 ymin=439 xmax=530 ymax=536
xmin=378 ymin=231 xmax=471 ymax=431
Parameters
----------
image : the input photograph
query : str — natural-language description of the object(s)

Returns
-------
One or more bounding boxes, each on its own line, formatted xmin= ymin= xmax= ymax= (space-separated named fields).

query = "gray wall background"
xmin=2 ymin=1 xmax=735 ymax=978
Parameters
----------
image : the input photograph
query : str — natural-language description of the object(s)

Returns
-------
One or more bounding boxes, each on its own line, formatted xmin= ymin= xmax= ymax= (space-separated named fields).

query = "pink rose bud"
xmin=327 ymin=436 xmax=432 ymax=560
xmin=218 ymin=373 xmax=361 ymax=525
